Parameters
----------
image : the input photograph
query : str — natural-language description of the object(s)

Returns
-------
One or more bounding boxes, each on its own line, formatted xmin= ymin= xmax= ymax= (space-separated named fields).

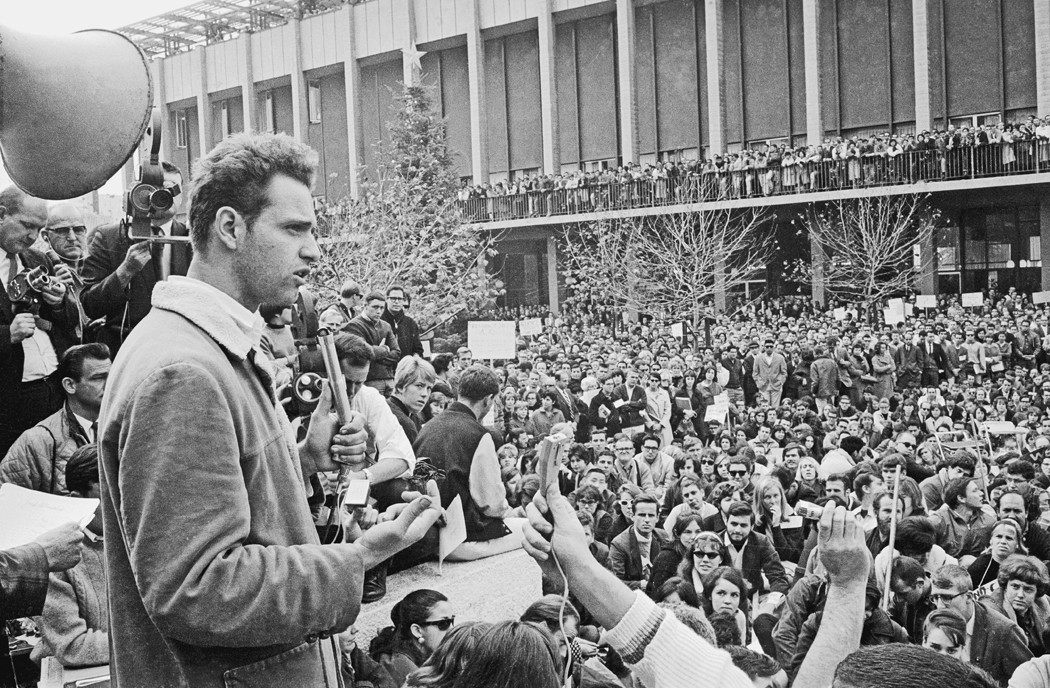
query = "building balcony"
xmin=459 ymin=142 xmax=1050 ymax=230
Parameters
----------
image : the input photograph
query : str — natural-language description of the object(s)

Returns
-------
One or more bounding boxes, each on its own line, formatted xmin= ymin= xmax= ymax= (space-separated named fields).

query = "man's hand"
xmin=52 ymin=264 xmax=77 ymax=288
xmin=10 ymin=313 xmax=36 ymax=344
xmin=35 ymin=522 xmax=84 ymax=572
xmin=302 ymin=384 xmax=367 ymax=473
xmin=521 ymin=482 xmax=591 ymax=580
xmin=353 ymin=481 xmax=443 ymax=570
xmin=118 ymin=242 xmax=152 ymax=281
xmin=817 ymin=505 xmax=870 ymax=586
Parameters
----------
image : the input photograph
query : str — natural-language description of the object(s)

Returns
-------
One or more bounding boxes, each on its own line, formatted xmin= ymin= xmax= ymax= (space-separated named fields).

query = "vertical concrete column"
xmin=1036 ymin=0 xmax=1050 ymax=115
xmin=810 ymin=232 xmax=826 ymax=306
xmin=546 ymin=235 xmax=560 ymax=314
xmin=289 ymin=20 xmax=308 ymax=142
xmin=196 ymin=46 xmax=212 ymax=157
xmin=344 ymin=5 xmax=364 ymax=197
xmin=1041 ymin=201 xmax=1050 ymax=290
xmin=239 ymin=33 xmax=255 ymax=132
xmin=400 ymin=0 xmax=422 ymax=86
xmin=714 ymin=260 xmax=727 ymax=312
xmin=536 ymin=0 xmax=560 ymax=174
xmin=616 ymin=0 xmax=637 ymax=164
xmin=912 ymin=0 xmax=932 ymax=132
xmin=466 ymin=0 xmax=489 ymax=184
xmin=801 ymin=0 xmax=823 ymax=145
xmin=704 ymin=0 xmax=727 ymax=156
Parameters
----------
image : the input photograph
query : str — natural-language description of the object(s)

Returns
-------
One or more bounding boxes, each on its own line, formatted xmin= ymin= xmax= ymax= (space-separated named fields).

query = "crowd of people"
xmin=5 ymin=129 xmax=1050 ymax=688
xmin=457 ymin=115 xmax=1050 ymax=222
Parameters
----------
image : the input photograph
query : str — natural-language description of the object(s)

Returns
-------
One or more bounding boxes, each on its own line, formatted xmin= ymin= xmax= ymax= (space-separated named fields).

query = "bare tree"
xmin=559 ymin=205 xmax=775 ymax=330
xmin=799 ymin=194 xmax=938 ymax=311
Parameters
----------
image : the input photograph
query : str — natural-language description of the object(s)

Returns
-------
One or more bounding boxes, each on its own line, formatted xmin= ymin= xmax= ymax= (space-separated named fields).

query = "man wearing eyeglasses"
xmin=609 ymin=435 xmax=656 ymax=499
xmin=43 ymin=203 xmax=88 ymax=277
xmin=81 ymin=161 xmax=190 ymax=355
xmin=929 ymin=564 xmax=1031 ymax=683
xmin=381 ymin=286 xmax=423 ymax=361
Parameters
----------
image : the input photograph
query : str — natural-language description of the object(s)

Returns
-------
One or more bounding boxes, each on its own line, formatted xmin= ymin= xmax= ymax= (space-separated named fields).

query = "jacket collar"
xmin=151 ymin=277 xmax=264 ymax=361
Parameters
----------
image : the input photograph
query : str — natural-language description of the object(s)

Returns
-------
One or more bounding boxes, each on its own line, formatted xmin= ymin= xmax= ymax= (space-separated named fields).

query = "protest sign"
xmin=704 ymin=392 xmax=730 ymax=424
xmin=467 ymin=321 xmax=516 ymax=360
xmin=519 ymin=317 xmax=543 ymax=336
xmin=961 ymin=292 xmax=984 ymax=308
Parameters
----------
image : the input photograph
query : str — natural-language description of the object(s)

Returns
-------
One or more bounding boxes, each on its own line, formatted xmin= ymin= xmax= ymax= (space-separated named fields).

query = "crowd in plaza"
xmin=458 ymin=115 xmax=1050 ymax=222
xmin=7 ymin=130 xmax=1050 ymax=688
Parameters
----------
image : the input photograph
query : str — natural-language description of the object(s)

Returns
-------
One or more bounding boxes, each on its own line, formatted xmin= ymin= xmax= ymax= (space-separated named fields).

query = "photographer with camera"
xmin=0 ymin=186 xmax=81 ymax=457
xmin=80 ymin=161 xmax=189 ymax=355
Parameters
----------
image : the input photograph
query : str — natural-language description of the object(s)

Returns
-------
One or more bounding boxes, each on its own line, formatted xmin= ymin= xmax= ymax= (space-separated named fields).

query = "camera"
xmin=123 ymin=108 xmax=182 ymax=243
xmin=6 ymin=265 xmax=58 ymax=306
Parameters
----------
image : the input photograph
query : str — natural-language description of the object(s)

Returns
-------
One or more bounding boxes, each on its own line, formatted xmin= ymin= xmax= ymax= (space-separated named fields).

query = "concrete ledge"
xmin=353 ymin=549 xmax=544 ymax=642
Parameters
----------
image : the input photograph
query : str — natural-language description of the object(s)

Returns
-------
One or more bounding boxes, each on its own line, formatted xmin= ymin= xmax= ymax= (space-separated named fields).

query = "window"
xmin=511 ymin=168 xmax=539 ymax=181
xmin=950 ymin=112 xmax=1002 ymax=130
xmin=747 ymin=139 xmax=788 ymax=152
xmin=658 ymin=148 xmax=699 ymax=162
xmin=219 ymin=100 xmax=231 ymax=138
xmin=175 ymin=109 xmax=188 ymax=149
xmin=958 ymin=206 xmax=1041 ymax=270
xmin=263 ymin=92 xmax=276 ymax=133
xmin=583 ymin=158 xmax=617 ymax=172
xmin=308 ymin=80 xmax=322 ymax=124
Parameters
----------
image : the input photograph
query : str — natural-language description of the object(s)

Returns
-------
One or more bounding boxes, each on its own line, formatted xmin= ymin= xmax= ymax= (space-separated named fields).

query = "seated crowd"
xmin=458 ymin=115 xmax=1050 ymax=221
xmin=14 ymin=267 xmax=1050 ymax=687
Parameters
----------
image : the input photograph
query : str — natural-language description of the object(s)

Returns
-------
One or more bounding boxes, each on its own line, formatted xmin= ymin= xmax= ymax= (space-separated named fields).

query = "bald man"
xmin=44 ymin=203 xmax=89 ymax=267
xmin=0 ymin=186 xmax=81 ymax=455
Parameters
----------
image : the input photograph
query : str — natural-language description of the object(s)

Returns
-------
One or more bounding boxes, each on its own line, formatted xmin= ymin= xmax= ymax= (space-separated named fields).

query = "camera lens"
xmin=150 ymin=188 xmax=174 ymax=211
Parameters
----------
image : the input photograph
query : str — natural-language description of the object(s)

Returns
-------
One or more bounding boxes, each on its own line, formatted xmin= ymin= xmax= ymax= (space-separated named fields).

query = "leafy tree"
xmin=312 ymin=84 xmax=503 ymax=329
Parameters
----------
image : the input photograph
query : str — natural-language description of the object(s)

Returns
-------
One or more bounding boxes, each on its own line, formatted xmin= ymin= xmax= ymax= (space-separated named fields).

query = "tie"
xmin=5 ymin=252 xmax=16 ymax=286
xmin=152 ymin=227 xmax=171 ymax=281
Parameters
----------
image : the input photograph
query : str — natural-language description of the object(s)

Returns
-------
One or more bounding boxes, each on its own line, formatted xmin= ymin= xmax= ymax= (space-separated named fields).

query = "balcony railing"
xmin=458 ymin=141 xmax=1050 ymax=223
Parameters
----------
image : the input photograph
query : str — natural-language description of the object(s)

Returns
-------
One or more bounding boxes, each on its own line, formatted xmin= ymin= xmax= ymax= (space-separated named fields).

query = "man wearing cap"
xmin=754 ymin=338 xmax=788 ymax=408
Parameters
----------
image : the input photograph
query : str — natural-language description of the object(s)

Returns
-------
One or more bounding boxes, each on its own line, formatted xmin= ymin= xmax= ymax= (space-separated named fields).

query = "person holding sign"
xmin=613 ymin=369 xmax=649 ymax=437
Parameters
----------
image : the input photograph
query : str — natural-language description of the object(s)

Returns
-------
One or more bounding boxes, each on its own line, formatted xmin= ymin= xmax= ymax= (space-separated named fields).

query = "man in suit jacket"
xmin=612 ymin=369 xmax=649 ymax=435
xmin=754 ymin=338 xmax=789 ymax=407
xmin=919 ymin=331 xmax=949 ymax=387
xmin=1 ymin=187 xmax=82 ymax=456
xmin=608 ymin=495 xmax=667 ymax=593
xmin=80 ymin=162 xmax=189 ymax=356
xmin=930 ymin=564 xmax=1031 ymax=684
xmin=719 ymin=501 xmax=791 ymax=599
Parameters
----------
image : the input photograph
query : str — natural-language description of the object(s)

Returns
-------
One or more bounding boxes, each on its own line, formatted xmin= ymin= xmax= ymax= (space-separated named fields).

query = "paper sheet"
xmin=438 ymin=495 xmax=467 ymax=571
xmin=0 ymin=484 xmax=97 ymax=551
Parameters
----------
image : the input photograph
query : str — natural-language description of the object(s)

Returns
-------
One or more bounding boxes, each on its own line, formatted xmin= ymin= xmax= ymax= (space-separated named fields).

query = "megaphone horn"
xmin=0 ymin=25 xmax=153 ymax=200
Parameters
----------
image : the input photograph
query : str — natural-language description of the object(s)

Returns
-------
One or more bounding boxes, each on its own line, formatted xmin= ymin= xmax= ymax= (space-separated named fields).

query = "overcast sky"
xmin=2 ymin=1 xmax=197 ymax=197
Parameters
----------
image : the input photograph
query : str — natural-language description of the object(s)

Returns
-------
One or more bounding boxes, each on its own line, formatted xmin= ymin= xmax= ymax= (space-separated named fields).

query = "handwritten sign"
xmin=1033 ymin=291 xmax=1050 ymax=305
xmin=915 ymin=294 xmax=937 ymax=309
xmin=467 ymin=321 xmax=517 ymax=360
xmin=519 ymin=317 xmax=543 ymax=337
xmin=704 ymin=392 xmax=730 ymax=424
xmin=0 ymin=484 xmax=98 ymax=550
xmin=961 ymin=292 xmax=984 ymax=308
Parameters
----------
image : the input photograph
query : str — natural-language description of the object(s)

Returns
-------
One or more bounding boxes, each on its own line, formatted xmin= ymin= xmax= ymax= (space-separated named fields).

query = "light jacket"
xmin=98 ymin=278 xmax=365 ymax=687
xmin=0 ymin=402 xmax=90 ymax=494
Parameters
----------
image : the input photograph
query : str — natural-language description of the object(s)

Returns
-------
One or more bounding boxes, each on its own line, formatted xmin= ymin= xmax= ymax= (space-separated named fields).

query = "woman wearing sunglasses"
xmin=369 ymin=589 xmax=456 ymax=687
xmin=676 ymin=532 xmax=733 ymax=595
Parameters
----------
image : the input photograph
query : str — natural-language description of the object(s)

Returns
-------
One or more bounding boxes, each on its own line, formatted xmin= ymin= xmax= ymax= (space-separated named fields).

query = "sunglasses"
xmin=420 ymin=617 xmax=456 ymax=631
xmin=695 ymin=551 xmax=721 ymax=560
xmin=48 ymin=225 xmax=87 ymax=236
xmin=728 ymin=470 xmax=748 ymax=477
xmin=899 ymin=442 xmax=916 ymax=448
xmin=700 ymin=459 xmax=715 ymax=465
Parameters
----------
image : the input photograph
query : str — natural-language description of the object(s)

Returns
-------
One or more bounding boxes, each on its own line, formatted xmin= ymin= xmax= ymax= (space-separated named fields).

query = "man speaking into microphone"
xmin=97 ymin=132 xmax=442 ymax=687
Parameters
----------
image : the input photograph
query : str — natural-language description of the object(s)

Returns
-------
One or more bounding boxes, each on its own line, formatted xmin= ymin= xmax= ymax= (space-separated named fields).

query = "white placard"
xmin=883 ymin=298 xmax=906 ymax=325
xmin=915 ymin=294 xmax=938 ymax=309
xmin=962 ymin=292 xmax=984 ymax=308
xmin=704 ymin=392 xmax=730 ymax=424
xmin=422 ymin=340 xmax=432 ymax=358
xmin=519 ymin=318 xmax=543 ymax=336
xmin=0 ymin=484 xmax=98 ymax=551
xmin=670 ymin=322 xmax=684 ymax=339
xmin=1033 ymin=291 xmax=1050 ymax=305
xmin=467 ymin=321 xmax=517 ymax=360
xmin=832 ymin=307 xmax=846 ymax=321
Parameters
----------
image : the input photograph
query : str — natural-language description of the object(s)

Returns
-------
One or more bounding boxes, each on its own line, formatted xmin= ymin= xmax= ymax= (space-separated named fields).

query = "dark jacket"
xmin=414 ymin=402 xmax=510 ymax=542
xmin=772 ymin=573 xmax=827 ymax=667
xmin=649 ymin=543 xmax=685 ymax=593
xmin=969 ymin=600 xmax=1034 ymax=683
xmin=719 ymin=530 xmax=791 ymax=596
xmin=588 ymin=391 xmax=621 ymax=435
xmin=381 ymin=309 xmax=423 ymax=360
xmin=80 ymin=220 xmax=191 ymax=354
xmin=790 ymin=609 xmax=909 ymax=677
xmin=608 ymin=527 xmax=669 ymax=592
xmin=387 ymin=395 xmax=422 ymax=445
xmin=611 ymin=384 xmax=648 ymax=429
xmin=344 ymin=315 xmax=400 ymax=382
